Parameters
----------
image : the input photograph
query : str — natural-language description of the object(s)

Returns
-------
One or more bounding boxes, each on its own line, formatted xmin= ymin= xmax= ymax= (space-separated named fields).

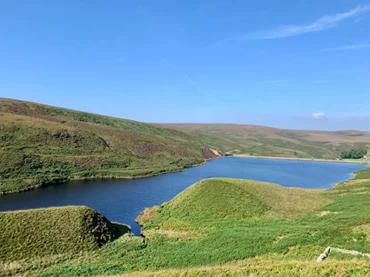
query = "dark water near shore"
xmin=0 ymin=157 xmax=367 ymax=235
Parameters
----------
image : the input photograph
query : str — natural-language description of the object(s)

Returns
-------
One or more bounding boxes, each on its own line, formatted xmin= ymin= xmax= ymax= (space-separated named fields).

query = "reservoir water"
xmin=0 ymin=157 xmax=367 ymax=234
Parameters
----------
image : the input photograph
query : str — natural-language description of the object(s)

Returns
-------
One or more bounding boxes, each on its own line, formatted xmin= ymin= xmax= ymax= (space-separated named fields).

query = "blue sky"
xmin=1 ymin=0 xmax=370 ymax=130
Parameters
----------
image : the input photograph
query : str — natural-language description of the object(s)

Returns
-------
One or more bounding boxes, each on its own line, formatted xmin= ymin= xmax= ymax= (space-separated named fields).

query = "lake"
xmin=0 ymin=157 xmax=367 ymax=234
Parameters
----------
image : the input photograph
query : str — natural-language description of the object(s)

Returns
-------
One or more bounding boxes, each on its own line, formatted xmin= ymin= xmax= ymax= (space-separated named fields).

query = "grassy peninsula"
xmin=3 ymin=167 xmax=370 ymax=276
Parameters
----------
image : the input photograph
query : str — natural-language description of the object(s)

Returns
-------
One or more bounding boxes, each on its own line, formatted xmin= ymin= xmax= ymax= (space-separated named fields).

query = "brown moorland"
xmin=158 ymin=123 xmax=370 ymax=159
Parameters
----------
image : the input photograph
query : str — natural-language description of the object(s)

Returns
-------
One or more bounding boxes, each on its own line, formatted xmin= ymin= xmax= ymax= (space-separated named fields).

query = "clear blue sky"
xmin=1 ymin=0 xmax=370 ymax=130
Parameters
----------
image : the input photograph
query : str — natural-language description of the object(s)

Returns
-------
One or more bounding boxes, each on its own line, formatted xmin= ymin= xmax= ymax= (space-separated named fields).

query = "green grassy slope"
xmin=0 ymin=206 xmax=128 ymax=276
xmin=159 ymin=179 xmax=328 ymax=221
xmin=33 ymin=175 xmax=370 ymax=277
xmin=0 ymin=98 xmax=214 ymax=194
xmin=354 ymin=167 xmax=370 ymax=179
xmin=159 ymin=124 xmax=370 ymax=159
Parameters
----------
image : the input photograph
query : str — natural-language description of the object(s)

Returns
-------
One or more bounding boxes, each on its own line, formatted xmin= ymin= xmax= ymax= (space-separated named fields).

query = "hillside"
xmin=19 ymin=176 xmax=370 ymax=277
xmin=159 ymin=178 xmax=329 ymax=221
xmin=2 ymin=98 xmax=370 ymax=195
xmin=0 ymin=206 xmax=128 ymax=276
xmin=0 ymin=98 xmax=215 ymax=194
xmin=159 ymin=123 xmax=370 ymax=159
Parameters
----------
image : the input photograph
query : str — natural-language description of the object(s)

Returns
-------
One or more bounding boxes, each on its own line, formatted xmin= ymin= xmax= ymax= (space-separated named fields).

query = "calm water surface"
xmin=0 ymin=157 xmax=367 ymax=234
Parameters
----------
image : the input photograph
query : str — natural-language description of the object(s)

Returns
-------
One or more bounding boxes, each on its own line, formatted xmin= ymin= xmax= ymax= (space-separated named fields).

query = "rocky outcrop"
xmin=85 ymin=212 xmax=125 ymax=246
xmin=317 ymin=247 xmax=331 ymax=263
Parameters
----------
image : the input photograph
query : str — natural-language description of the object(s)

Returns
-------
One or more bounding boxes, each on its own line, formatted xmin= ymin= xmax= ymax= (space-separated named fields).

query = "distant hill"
xmin=0 ymin=98 xmax=214 ymax=194
xmin=159 ymin=123 xmax=370 ymax=159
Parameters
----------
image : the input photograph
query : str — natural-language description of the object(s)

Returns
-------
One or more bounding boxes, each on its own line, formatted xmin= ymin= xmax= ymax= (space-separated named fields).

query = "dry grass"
xmin=136 ymin=206 xmax=160 ymax=226
xmin=143 ymin=229 xmax=205 ymax=241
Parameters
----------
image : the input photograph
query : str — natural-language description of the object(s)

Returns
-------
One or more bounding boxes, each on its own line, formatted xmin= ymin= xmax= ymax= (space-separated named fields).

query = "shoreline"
xmin=3 ymin=154 xmax=368 ymax=239
xmin=233 ymin=154 xmax=370 ymax=165
xmin=3 ymin=154 xmax=367 ymax=196
xmin=0 ymin=159 xmax=210 ymax=196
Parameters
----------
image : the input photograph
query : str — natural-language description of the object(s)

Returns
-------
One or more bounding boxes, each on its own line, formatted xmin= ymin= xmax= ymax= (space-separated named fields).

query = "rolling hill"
xmin=159 ymin=123 xmax=370 ymax=159
xmin=0 ymin=98 xmax=213 ymax=194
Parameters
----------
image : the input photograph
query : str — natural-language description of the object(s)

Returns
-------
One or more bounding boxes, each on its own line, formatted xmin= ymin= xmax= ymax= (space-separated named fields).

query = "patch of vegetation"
xmin=0 ymin=206 xmax=125 ymax=261
xmin=26 ymin=174 xmax=370 ymax=277
xmin=341 ymin=148 xmax=368 ymax=159
xmin=0 ymin=206 xmax=128 ymax=276
xmin=110 ymin=260 xmax=370 ymax=276
xmin=354 ymin=167 xmax=370 ymax=179
xmin=158 ymin=179 xmax=328 ymax=222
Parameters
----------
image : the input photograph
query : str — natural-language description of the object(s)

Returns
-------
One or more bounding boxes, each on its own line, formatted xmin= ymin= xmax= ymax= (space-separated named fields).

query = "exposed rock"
xmin=85 ymin=212 xmax=123 ymax=246
xmin=317 ymin=246 xmax=370 ymax=262
xmin=51 ymin=129 xmax=71 ymax=140
xmin=317 ymin=247 xmax=331 ymax=263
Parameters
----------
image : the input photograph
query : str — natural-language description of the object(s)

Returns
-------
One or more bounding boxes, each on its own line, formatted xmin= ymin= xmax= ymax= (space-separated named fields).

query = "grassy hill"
xmin=0 ymin=206 xmax=128 ymax=276
xmin=159 ymin=123 xmax=370 ymax=159
xmin=2 ymin=98 xmax=370 ymax=194
xmin=0 ymin=98 xmax=216 ymax=194
xmin=15 ymin=173 xmax=369 ymax=277
xmin=160 ymin=179 xmax=329 ymax=221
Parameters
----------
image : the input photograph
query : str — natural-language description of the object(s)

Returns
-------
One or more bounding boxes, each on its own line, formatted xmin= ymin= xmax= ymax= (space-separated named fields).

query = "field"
xmin=159 ymin=123 xmax=370 ymax=160
xmin=3 ymin=168 xmax=370 ymax=277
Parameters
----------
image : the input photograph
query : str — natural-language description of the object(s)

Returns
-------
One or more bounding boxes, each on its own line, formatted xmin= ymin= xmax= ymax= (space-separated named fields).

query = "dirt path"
xmin=331 ymin=247 xmax=370 ymax=258
xmin=318 ymin=247 xmax=370 ymax=262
